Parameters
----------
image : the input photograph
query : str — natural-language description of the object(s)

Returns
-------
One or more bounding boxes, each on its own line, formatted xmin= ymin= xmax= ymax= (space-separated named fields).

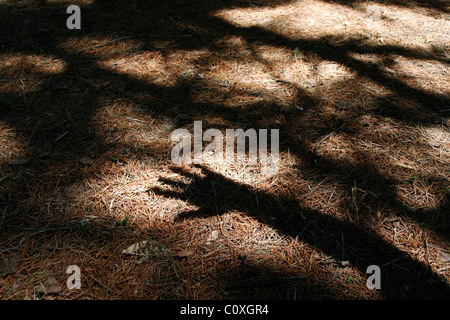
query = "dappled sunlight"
xmin=419 ymin=126 xmax=450 ymax=167
xmin=213 ymin=0 xmax=356 ymax=38
xmin=214 ymin=0 xmax=449 ymax=45
xmin=191 ymin=149 xmax=293 ymax=185
xmin=0 ymin=0 xmax=449 ymax=300
xmin=58 ymin=34 xmax=145 ymax=57
xmin=0 ymin=122 xmax=30 ymax=164
xmin=395 ymin=175 xmax=448 ymax=211
xmin=98 ymin=52 xmax=181 ymax=87
xmin=0 ymin=53 xmax=67 ymax=95
xmin=366 ymin=211 xmax=449 ymax=273
xmin=314 ymin=60 xmax=354 ymax=83
xmin=315 ymin=133 xmax=360 ymax=167
xmin=393 ymin=57 xmax=450 ymax=96
xmin=91 ymin=100 xmax=175 ymax=161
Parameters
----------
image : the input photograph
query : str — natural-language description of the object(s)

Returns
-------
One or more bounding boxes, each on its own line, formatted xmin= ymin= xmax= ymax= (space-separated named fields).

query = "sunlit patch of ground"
xmin=0 ymin=0 xmax=449 ymax=300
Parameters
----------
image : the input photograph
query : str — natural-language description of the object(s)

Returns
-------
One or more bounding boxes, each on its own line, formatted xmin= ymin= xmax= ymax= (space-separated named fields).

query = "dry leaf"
xmin=340 ymin=261 xmax=350 ymax=267
xmin=38 ymin=150 xmax=52 ymax=158
xmin=35 ymin=277 xmax=62 ymax=294
xmin=206 ymin=230 xmax=219 ymax=244
xmin=238 ymin=254 xmax=247 ymax=264
xmin=0 ymin=254 xmax=22 ymax=276
xmin=53 ymin=83 xmax=67 ymax=90
xmin=38 ymin=140 xmax=53 ymax=158
xmin=441 ymin=252 xmax=450 ymax=263
xmin=5 ymin=158 xmax=30 ymax=166
xmin=122 ymin=241 xmax=148 ymax=255
xmin=79 ymin=156 xmax=94 ymax=165
xmin=176 ymin=250 xmax=193 ymax=258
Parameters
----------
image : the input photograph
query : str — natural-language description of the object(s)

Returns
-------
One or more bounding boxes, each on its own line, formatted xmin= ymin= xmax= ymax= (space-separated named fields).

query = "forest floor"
xmin=0 ymin=0 xmax=449 ymax=299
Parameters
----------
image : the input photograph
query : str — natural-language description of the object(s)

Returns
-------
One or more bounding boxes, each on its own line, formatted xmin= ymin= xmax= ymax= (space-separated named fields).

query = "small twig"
xmin=0 ymin=175 xmax=12 ymax=183
xmin=90 ymin=274 xmax=108 ymax=290
xmin=0 ymin=206 xmax=7 ymax=230
xmin=313 ymin=123 xmax=345 ymax=161
xmin=55 ymin=130 xmax=69 ymax=142
xmin=284 ymin=275 xmax=308 ymax=281
xmin=381 ymin=257 xmax=403 ymax=268
xmin=29 ymin=121 xmax=41 ymax=141
xmin=75 ymin=35 xmax=141 ymax=54
xmin=313 ymin=132 xmax=333 ymax=159
xmin=133 ymin=0 xmax=141 ymax=13
xmin=226 ymin=279 xmax=280 ymax=290
xmin=226 ymin=275 xmax=307 ymax=290
xmin=211 ymin=181 xmax=219 ymax=215
xmin=391 ymin=263 xmax=409 ymax=272
xmin=424 ymin=233 xmax=431 ymax=268
xmin=22 ymin=219 xmax=90 ymax=233
xmin=297 ymin=177 xmax=329 ymax=202
xmin=351 ymin=180 xmax=359 ymax=213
